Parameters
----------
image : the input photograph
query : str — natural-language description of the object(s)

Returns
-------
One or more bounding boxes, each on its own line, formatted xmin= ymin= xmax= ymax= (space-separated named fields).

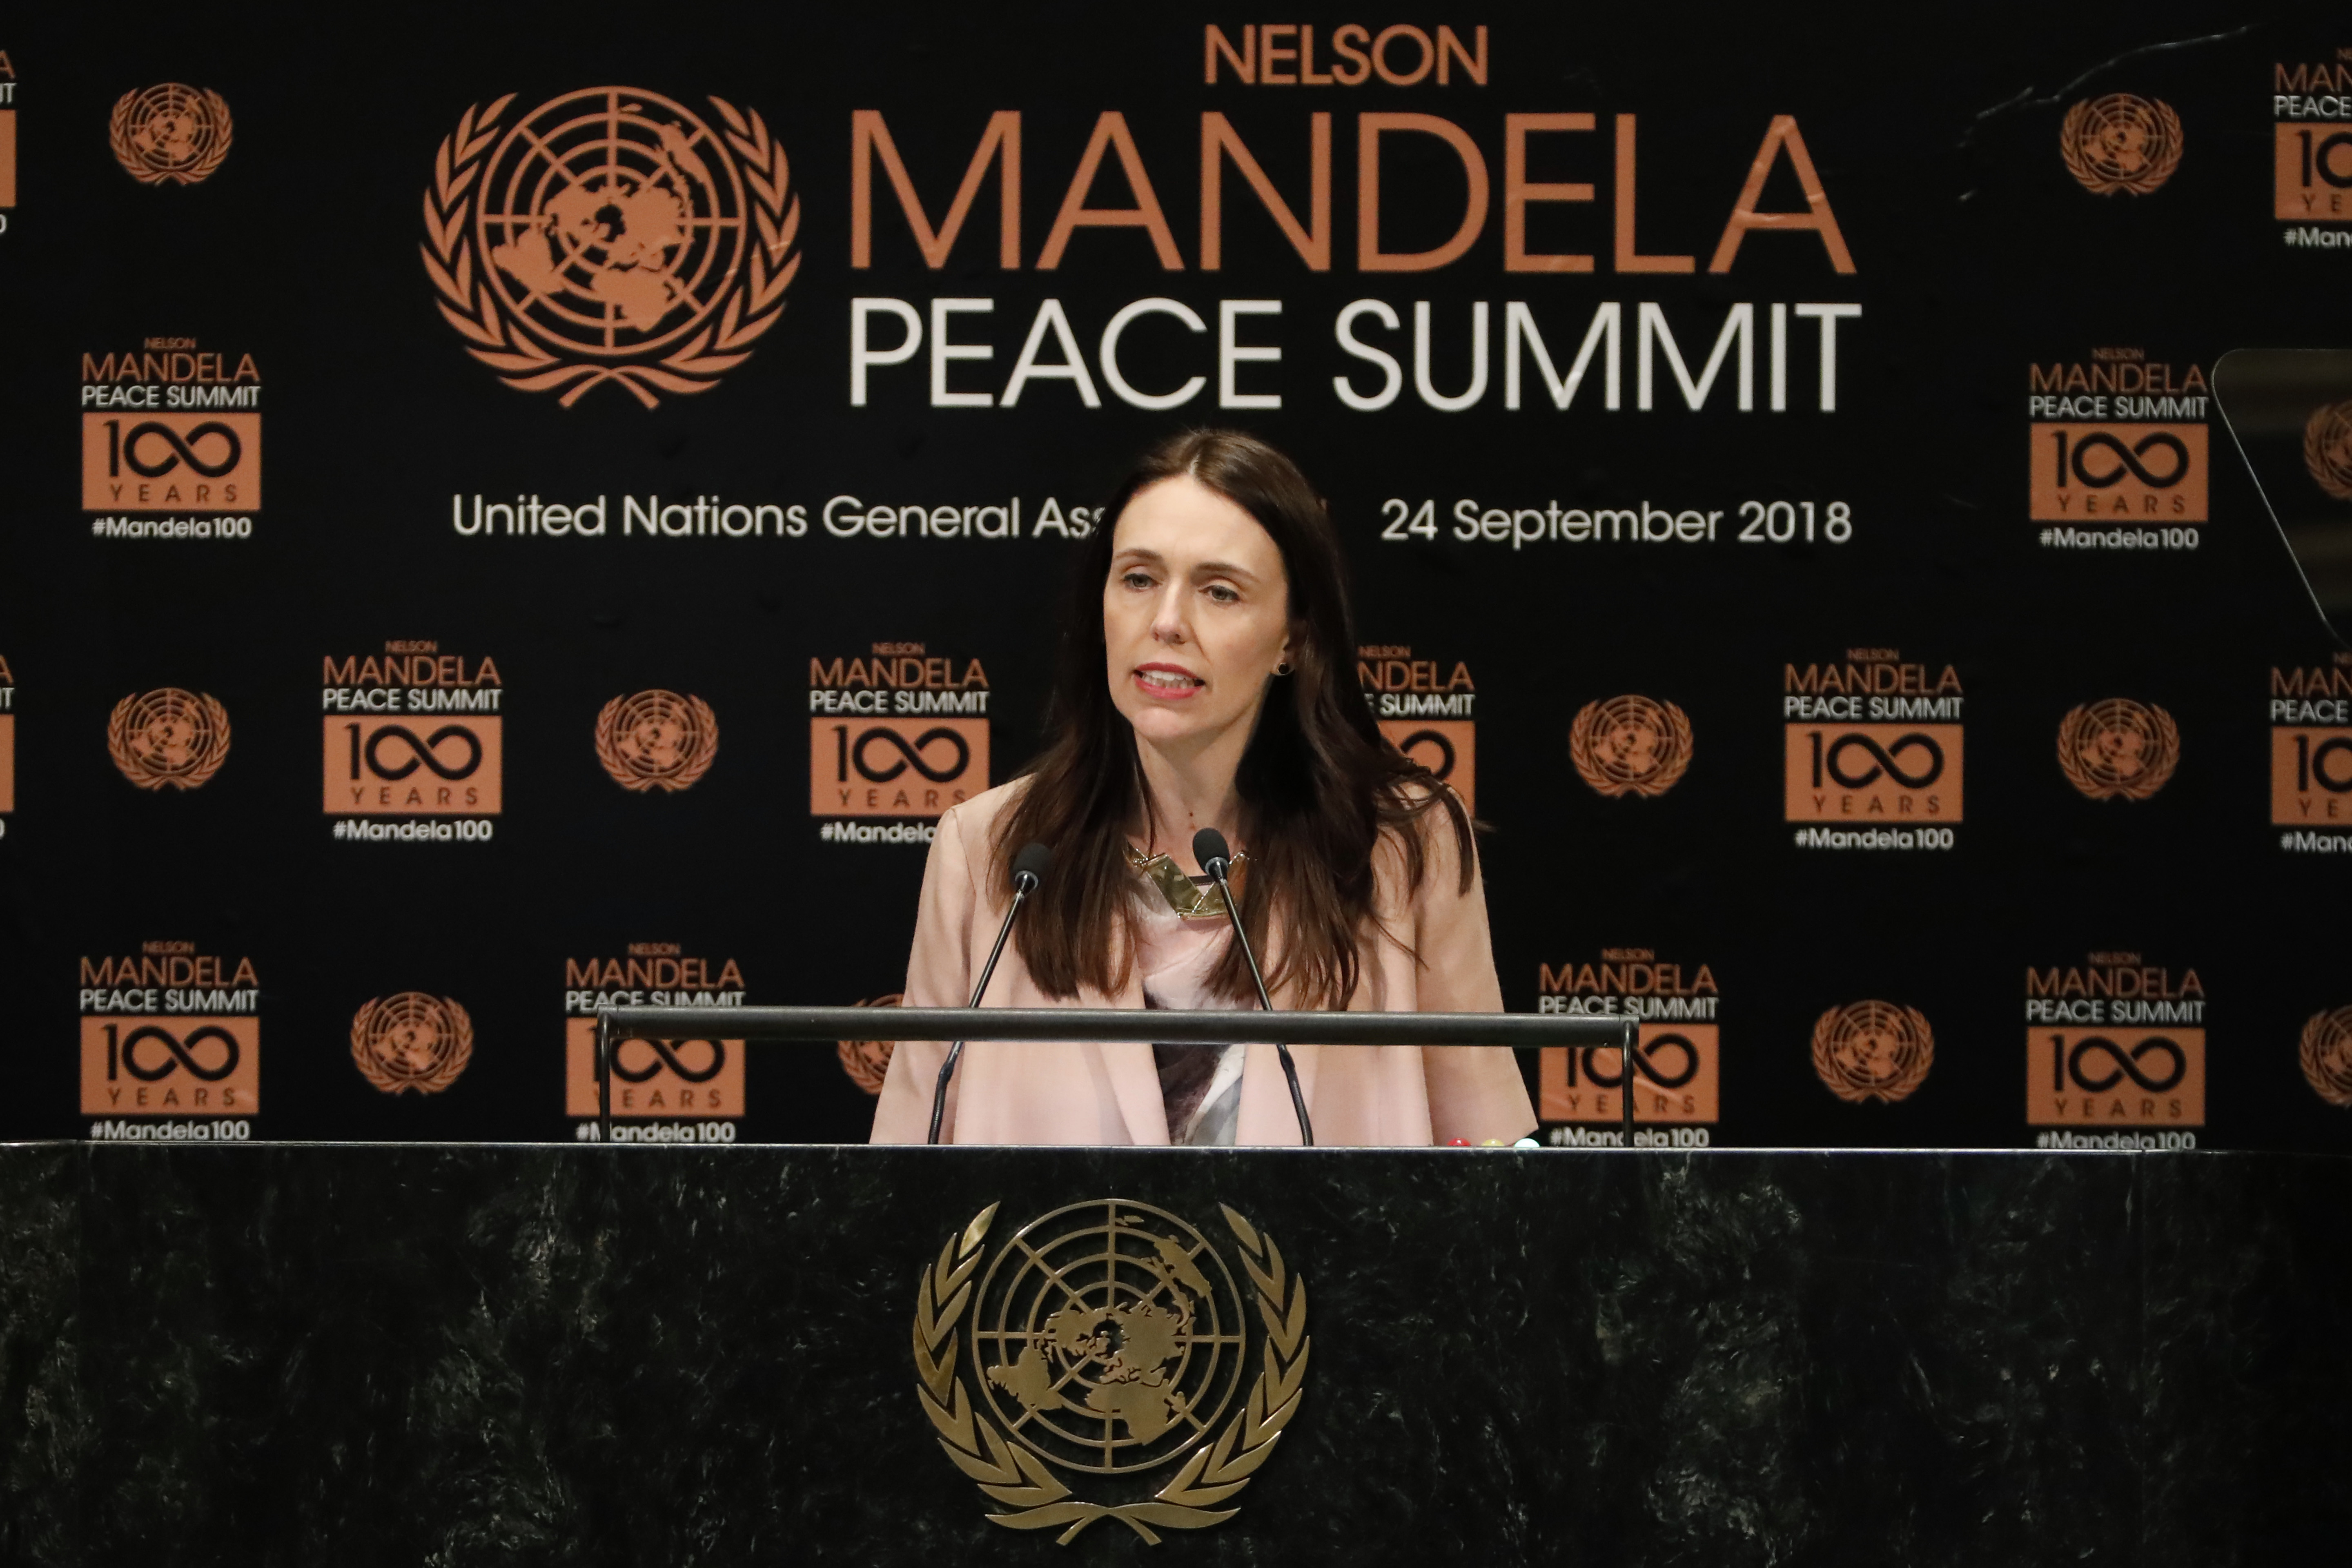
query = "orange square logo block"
xmin=80 ymin=1015 xmax=259 ymax=1116
xmin=325 ymin=716 xmax=502 ymax=815
xmin=81 ymin=412 xmax=261 ymax=511
xmin=2029 ymin=423 xmax=2205 ymax=522
xmin=2026 ymin=1027 xmax=2204 ymax=1126
xmin=1539 ymin=1024 xmax=1719 ymax=1125
xmin=1784 ymin=724 xmax=1962 ymax=822
xmin=2272 ymin=726 xmax=2352 ymax=824
xmin=564 ymin=1017 xmax=744 ymax=1118
xmin=1379 ymin=719 xmax=1475 ymax=813
xmin=2276 ymin=122 xmax=2352 ymax=221
xmin=810 ymin=716 xmax=987 ymax=818
xmin=0 ymin=714 xmax=13 ymax=812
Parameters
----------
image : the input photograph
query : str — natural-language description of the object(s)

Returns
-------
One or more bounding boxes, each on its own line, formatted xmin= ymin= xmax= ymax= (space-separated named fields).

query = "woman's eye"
xmin=1120 ymin=570 xmax=1153 ymax=590
xmin=1205 ymin=584 xmax=1239 ymax=604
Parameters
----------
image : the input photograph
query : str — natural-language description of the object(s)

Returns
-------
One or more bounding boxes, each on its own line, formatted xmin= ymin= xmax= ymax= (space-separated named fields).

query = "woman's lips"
xmin=1134 ymin=664 xmax=1205 ymax=698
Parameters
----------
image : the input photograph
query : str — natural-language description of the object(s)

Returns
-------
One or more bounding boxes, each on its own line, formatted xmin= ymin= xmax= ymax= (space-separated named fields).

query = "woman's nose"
xmin=1150 ymin=586 xmax=1190 ymax=643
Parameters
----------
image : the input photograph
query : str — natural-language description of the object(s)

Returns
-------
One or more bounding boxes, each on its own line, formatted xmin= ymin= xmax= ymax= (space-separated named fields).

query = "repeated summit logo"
xmin=1569 ymin=695 xmax=1692 ymax=798
xmin=350 ymin=993 xmax=473 ymax=1095
xmin=1784 ymin=650 xmax=1962 ymax=849
xmin=563 ymin=943 xmax=746 ymax=1131
xmin=108 ymin=688 xmax=229 ymax=790
xmin=1811 ymin=1000 xmax=1934 ymax=1105
xmin=2 ymin=51 xmax=18 ymax=215
xmin=423 ymin=88 xmax=799 ymax=408
xmin=1535 ymin=949 xmax=1720 ymax=1144
xmin=809 ymin=644 xmax=990 ymax=837
xmin=2024 ymin=953 xmax=2206 ymax=1132
xmin=79 ymin=942 xmax=260 ymax=1129
xmin=1360 ymin=645 xmax=1475 ymax=812
xmin=2057 ymin=699 xmax=2179 ymax=801
xmin=2274 ymin=58 xmax=2352 ymax=228
xmin=2027 ymin=350 xmax=2208 ymax=549
xmin=323 ymin=643 xmax=502 ymax=840
xmin=2060 ymin=94 xmax=2182 ymax=196
xmin=81 ymin=341 xmax=262 ymax=539
xmin=595 ymin=690 xmax=718 ymax=792
xmin=2271 ymin=661 xmax=2352 ymax=834
xmin=109 ymin=83 xmax=231 ymax=186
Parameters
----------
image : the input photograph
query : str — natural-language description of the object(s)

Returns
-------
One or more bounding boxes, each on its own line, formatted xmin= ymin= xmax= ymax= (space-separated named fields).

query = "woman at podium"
xmin=871 ymin=430 xmax=1536 ymax=1146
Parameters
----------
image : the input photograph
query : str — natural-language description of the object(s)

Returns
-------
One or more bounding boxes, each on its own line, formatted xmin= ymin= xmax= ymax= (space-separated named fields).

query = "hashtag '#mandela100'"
xmin=423 ymin=87 xmax=800 ymax=407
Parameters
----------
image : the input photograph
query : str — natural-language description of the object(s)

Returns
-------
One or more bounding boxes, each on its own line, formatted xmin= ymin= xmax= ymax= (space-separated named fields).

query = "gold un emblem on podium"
xmin=913 ymin=1200 xmax=1310 ymax=1544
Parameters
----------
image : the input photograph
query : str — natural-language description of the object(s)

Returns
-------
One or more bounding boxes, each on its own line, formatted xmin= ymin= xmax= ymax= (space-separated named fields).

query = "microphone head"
xmin=1011 ymin=840 xmax=1054 ymax=891
xmin=1191 ymin=827 xmax=1232 ymax=875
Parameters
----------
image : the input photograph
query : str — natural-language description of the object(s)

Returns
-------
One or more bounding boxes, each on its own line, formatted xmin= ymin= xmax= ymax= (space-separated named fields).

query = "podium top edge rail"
xmin=595 ymin=1005 xmax=1635 ymax=1047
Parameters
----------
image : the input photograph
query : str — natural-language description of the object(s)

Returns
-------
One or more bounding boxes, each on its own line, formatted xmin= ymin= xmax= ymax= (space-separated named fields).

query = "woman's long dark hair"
xmin=993 ymin=429 xmax=1475 ymax=1009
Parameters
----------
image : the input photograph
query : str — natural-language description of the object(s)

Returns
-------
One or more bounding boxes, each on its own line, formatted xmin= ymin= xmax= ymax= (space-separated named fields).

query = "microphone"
xmin=1193 ymin=827 xmax=1314 ymax=1147
xmin=928 ymin=841 xmax=1052 ymax=1145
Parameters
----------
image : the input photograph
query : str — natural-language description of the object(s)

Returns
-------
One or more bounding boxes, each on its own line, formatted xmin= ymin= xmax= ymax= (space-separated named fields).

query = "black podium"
xmin=2 ymin=1142 xmax=2345 ymax=1566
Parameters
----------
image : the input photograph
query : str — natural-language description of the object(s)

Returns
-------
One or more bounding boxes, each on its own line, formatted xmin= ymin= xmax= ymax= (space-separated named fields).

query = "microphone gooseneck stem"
xmin=1207 ymin=858 xmax=1315 ymax=1148
xmin=928 ymin=881 xmax=1030 ymax=1146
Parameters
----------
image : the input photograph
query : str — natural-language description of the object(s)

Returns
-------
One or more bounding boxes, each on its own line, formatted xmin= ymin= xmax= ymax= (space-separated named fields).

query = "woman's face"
xmin=1103 ymin=475 xmax=1293 ymax=757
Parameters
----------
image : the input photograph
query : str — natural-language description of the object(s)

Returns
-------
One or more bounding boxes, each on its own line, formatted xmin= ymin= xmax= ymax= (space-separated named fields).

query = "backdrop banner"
xmin=1 ymin=5 xmax=2346 ymax=1152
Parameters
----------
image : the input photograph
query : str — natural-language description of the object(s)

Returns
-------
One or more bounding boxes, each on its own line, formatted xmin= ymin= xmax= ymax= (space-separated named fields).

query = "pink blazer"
xmin=869 ymin=781 xmax=1538 ymax=1146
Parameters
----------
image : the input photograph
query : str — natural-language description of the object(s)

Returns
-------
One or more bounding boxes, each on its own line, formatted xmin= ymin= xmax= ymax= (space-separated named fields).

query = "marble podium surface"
xmin=0 ymin=1145 xmax=2343 ymax=1566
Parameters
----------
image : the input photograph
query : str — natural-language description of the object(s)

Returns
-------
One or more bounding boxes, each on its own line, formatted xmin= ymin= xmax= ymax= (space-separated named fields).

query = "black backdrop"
xmin=2 ymin=2 xmax=2345 ymax=1152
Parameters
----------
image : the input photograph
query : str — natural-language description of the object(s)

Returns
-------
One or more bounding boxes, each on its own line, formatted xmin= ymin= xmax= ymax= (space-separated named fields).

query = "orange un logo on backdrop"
xmin=351 ymin=993 xmax=473 ymax=1094
xmin=2301 ymin=401 xmax=2352 ymax=500
xmin=838 ymin=993 xmax=902 ymax=1095
xmin=2301 ymin=1007 xmax=2352 ymax=1107
xmin=108 ymin=688 xmax=229 ymax=790
xmin=424 ymin=88 xmax=799 ymax=408
xmin=2061 ymin=94 xmax=2182 ymax=196
xmin=595 ymin=690 xmax=718 ymax=792
xmin=1569 ymin=696 xmax=1691 ymax=798
xmin=1811 ymin=1000 xmax=1933 ymax=1104
xmin=2058 ymin=699 xmax=2178 ymax=800
xmin=109 ymin=84 xmax=231 ymax=186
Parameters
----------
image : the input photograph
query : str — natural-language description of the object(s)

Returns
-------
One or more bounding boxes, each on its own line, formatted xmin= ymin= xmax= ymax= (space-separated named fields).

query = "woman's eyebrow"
xmin=1190 ymin=559 xmax=1259 ymax=583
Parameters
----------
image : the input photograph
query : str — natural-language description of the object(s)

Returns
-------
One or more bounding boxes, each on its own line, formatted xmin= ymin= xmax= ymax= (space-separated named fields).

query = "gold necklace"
xmin=1124 ymin=844 xmax=1249 ymax=920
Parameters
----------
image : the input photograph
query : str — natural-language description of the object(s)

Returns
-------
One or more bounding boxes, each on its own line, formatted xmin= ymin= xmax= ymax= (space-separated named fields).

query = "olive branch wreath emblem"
xmin=2059 ymin=96 xmax=2183 ymax=197
xmin=106 ymin=690 xmax=231 ymax=790
xmin=349 ymin=994 xmax=474 ymax=1096
xmin=108 ymin=87 xmax=234 ymax=186
xmin=593 ymin=692 xmax=719 ymax=793
xmin=421 ymin=93 xmax=800 ymax=408
xmin=2056 ymin=702 xmax=2179 ymax=801
xmin=1811 ymin=1002 xmax=1935 ymax=1104
xmin=913 ymin=1203 xmax=1311 ymax=1545
xmin=2299 ymin=1007 xmax=2352 ymax=1108
xmin=1569 ymin=696 xmax=1693 ymax=798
